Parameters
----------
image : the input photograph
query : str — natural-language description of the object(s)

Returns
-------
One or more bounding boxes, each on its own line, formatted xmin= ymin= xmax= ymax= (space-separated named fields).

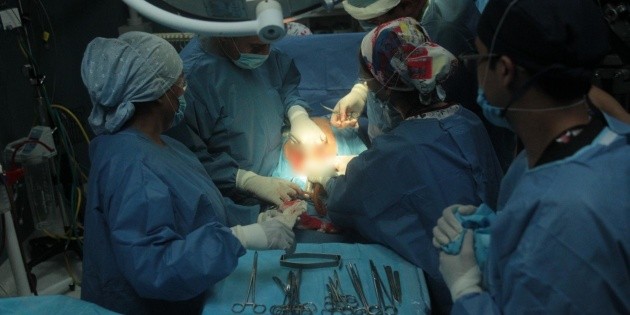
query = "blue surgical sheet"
xmin=202 ymin=243 xmax=431 ymax=314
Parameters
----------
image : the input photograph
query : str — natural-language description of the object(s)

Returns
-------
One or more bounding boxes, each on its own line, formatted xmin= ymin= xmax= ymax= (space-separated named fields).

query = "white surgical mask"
xmin=233 ymin=53 xmax=268 ymax=69
xmin=229 ymin=38 xmax=268 ymax=69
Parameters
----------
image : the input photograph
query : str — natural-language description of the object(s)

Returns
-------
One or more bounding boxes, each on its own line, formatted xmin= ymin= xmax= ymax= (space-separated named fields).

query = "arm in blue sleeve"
xmin=222 ymin=196 xmax=260 ymax=226
xmin=325 ymin=141 xmax=406 ymax=229
xmin=106 ymin=162 xmax=245 ymax=301
xmin=273 ymin=51 xmax=309 ymax=114
xmin=451 ymin=292 xmax=500 ymax=315
xmin=172 ymin=81 xmax=239 ymax=193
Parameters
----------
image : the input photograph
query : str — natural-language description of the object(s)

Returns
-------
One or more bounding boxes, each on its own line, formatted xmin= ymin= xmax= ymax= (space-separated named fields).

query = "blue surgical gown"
xmin=452 ymin=115 xmax=630 ymax=314
xmin=325 ymin=105 xmax=503 ymax=308
xmin=364 ymin=0 xmax=480 ymax=142
xmin=169 ymin=37 xmax=308 ymax=194
xmin=82 ymin=128 xmax=253 ymax=315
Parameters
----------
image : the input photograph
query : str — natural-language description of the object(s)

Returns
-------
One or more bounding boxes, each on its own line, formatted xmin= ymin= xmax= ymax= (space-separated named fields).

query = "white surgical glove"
xmin=306 ymin=165 xmax=338 ymax=191
xmin=257 ymin=200 xmax=306 ymax=227
xmin=334 ymin=155 xmax=357 ymax=175
xmin=330 ymin=82 xmax=368 ymax=128
xmin=288 ymin=105 xmax=327 ymax=145
xmin=439 ymin=230 xmax=483 ymax=301
xmin=230 ymin=219 xmax=296 ymax=252
xmin=236 ymin=169 xmax=303 ymax=207
xmin=432 ymin=204 xmax=476 ymax=248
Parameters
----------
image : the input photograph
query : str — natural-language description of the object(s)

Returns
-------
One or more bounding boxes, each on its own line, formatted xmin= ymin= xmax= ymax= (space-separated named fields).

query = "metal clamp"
xmin=280 ymin=253 xmax=341 ymax=269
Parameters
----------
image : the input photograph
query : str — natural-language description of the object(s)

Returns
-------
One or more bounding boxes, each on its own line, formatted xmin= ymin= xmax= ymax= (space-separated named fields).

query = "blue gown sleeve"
xmin=272 ymin=50 xmax=309 ymax=114
xmin=173 ymin=68 xmax=239 ymax=193
xmin=105 ymin=159 xmax=245 ymax=301
xmin=452 ymin=292 xmax=500 ymax=315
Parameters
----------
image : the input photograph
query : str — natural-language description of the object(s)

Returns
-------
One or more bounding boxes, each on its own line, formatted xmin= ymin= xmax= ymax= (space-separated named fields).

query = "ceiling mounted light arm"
xmin=121 ymin=0 xmax=286 ymax=43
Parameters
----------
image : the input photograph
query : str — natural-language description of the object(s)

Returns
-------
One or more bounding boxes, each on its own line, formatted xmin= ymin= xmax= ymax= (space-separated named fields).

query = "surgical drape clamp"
xmin=280 ymin=253 xmax=341 ymax=269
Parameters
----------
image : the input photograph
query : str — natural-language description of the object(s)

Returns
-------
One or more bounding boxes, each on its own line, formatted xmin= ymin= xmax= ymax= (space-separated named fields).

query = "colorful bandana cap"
xmin=286 ymin=22 xmax=312 ymax=36
xmin=360 ymin=17 xmax=458 ymax=101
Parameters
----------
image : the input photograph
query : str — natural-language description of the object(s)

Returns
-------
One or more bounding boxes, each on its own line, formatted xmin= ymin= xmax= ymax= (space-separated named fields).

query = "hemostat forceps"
xmin=232 ymin=252 xmax=266 ymax=314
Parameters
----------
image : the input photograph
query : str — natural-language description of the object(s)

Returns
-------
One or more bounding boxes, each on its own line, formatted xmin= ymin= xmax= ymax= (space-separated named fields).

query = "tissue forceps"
xmin=232 ymin=252 xmax=266 ymax=313
xmin=346 ymin=263 xmax=379 ymax=315
xmin=369 ymin=260 xmax=397 ymax=315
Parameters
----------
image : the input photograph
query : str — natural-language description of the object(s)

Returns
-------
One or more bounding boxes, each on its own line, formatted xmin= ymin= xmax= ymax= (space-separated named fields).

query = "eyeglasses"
xmin=458 ymin=53 xmax=499 ymax=69
xmin=176 ymin=78 xmax=187 ymax=92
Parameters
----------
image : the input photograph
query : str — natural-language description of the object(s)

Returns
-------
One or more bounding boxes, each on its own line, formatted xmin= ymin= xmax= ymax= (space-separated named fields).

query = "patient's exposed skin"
xmin=284 ymin=117 xmax=338 ymax=174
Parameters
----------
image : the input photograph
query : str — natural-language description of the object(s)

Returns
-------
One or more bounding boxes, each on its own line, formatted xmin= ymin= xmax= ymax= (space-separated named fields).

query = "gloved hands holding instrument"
xmin=288 ymin=105 xmax=327 ymax=146
xmin=257 ymin=200 xmax=307 ymax=227
xmin=433 ymin=204 xmax=483 ymax=301
xmin=330 ymin=82 xmax=368 ymax=128
xmin=231 ymin=219 xmax=296 ymax=253
xmin=236 ymin=169 xmax=306 ymax=207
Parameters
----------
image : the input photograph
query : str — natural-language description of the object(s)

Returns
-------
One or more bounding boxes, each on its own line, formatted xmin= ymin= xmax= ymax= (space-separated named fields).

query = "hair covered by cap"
xmin=81 ymin=31 xmax=183 ymax=135
xmin=360 ymin=17 xmax=458 ymax=98
xmin=477 ymin=0 xmax=610 ymax=71
xmin=343 ymin=0 xmax=401 ymax=20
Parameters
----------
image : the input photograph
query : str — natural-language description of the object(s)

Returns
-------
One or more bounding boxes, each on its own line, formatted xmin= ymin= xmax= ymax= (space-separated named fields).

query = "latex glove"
xmin=236 ymin=169 xmax=304 ymax=206
xmin=306 ymin=165 xmax=338 ymax=191
xmin=439 ymin=230 xmax=483 ymax=301
xmin=288 ymin=105 xmax=327 ymax=145
xmin=334 ymin=155 xmax=357 ymax=175
xmin=331 ymin=82 xmax=368 ymax=128
xmin=432 ymin=204 xmax=477 ymax=248
xmin=257 ymin=200 xmax=307 ymax=227
xmin=231 ymin=219 xmax=296 ymax=252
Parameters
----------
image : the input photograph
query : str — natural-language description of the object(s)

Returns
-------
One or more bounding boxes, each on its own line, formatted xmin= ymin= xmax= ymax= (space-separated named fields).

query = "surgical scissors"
xmin=346 ymin=263 xmax=379 ymax=315
xmin=232 ymin=252 xmax=266 ymax=314
xmin=369 ymin=261 xmax=397 ymax=315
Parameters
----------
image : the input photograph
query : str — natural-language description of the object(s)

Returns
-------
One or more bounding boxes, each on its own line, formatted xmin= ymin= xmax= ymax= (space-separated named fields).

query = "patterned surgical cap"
xmin=360 ymin=17 xmax=457 ymax=101
xmin=81 ymin=31 xmax=182 ymax=135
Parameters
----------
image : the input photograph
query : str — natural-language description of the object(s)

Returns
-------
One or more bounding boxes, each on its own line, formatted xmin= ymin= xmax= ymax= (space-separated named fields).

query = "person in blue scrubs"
xmin=308 ymin=18 xmax=503 ymax=314
xmin=168 ymin=34 xmax=325 ymax=207
xmin=337 ymin=0 xmax=515 ymax=171
xmin=433 ymin=1 xmax=630 ymax=313
xmin=81 ymin=32 xmax=297 ymax=315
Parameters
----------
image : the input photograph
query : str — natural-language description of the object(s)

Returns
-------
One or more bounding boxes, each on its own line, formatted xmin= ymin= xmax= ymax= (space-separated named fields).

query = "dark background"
xmin=0 ymin=0 xmax=133 ymax=167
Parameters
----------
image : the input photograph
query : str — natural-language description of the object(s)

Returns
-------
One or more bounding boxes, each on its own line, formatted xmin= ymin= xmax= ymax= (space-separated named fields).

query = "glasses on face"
xmin=458 ymin=53 xmax=499 ymax=69
xmin=176 ymin=78 xmax=187 ymax=92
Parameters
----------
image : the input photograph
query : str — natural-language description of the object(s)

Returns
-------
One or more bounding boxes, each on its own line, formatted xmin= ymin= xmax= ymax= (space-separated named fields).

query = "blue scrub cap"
xmin=81 ymin=31 xmax=183 ymax=135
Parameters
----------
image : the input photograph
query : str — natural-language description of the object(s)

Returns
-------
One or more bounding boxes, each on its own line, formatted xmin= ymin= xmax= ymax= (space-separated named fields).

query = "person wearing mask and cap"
xmin=81 ymin=32 xmax=299 ymax=315
xmin=336 ymin=0 xmax=516 ymax=171
xmin=432 ymin=0 xmax=630 ymax=313
xmin=168 ymin=34 xmax=324 ymax=207
xmin=308 ymin=18 xmax=503 ymax=313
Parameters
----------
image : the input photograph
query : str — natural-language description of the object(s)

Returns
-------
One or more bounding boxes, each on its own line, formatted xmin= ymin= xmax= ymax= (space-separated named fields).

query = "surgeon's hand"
xmin=236 ymin=169 xmax=304 ymax=207
xmin=288 ymin=105 xmax=327 ymax=145
xmin=306 ymin=165 xmax=337 ymax=191
xmin=331 ymin=82 xmax=368 ymax=128
xmin=438 ymin=230 xmax=483 ymax=301
xmin=258 ymin=200 xmax=306 ymax=227
xmin=432 ymin=204 xmax=477 ymax=248
xmin=334 ymin=155 xmax=357 ymax=175
xmin=230 ymin=219 xmax=296 ymax=253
